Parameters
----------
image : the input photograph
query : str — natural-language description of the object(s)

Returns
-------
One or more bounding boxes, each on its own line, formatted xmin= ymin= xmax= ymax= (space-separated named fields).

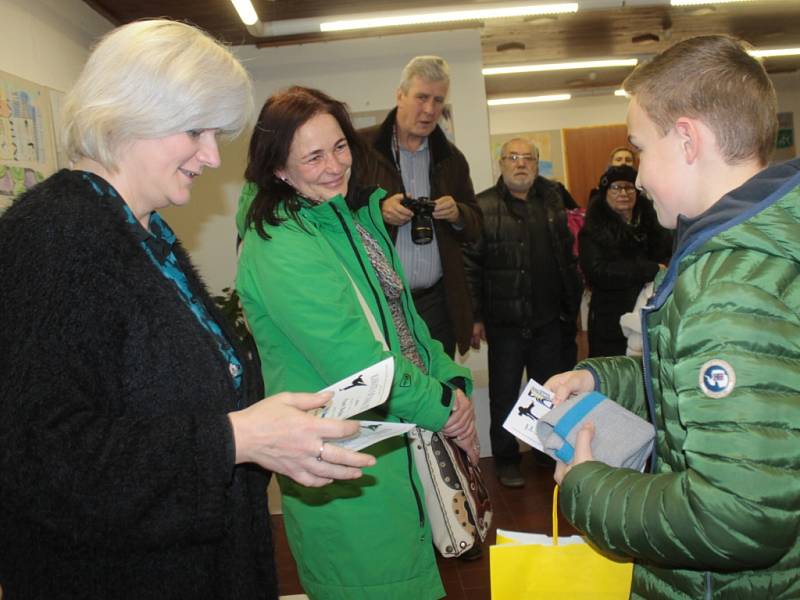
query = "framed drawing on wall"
xmin=0 ymin=70 xmax=58 ymax=212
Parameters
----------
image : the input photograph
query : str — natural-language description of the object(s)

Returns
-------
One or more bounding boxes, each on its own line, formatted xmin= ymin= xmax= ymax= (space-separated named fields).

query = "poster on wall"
xmin=489 ymin=130 xmax=564 ymax=184
xmin=0 ymin=70 xmax=58 ymax=212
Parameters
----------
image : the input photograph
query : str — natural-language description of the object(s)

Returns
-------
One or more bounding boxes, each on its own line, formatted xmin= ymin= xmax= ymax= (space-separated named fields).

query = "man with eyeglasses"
xmin=358 ymin=55 xmax=482 ymax=358
xmin=464 ymin=138 xmax=582 ymax=487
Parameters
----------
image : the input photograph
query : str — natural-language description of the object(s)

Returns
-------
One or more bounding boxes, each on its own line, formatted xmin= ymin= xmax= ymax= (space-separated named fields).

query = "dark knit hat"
xmin=598 ymin=165 xmax=637 ymax=193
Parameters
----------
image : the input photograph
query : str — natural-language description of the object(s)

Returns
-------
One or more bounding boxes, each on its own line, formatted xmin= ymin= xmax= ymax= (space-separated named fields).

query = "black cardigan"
xmin=0 ymin=170 xmax=276 ymax=599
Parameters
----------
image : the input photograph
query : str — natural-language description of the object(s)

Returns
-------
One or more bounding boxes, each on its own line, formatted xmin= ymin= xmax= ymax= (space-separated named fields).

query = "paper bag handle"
xmin=552 ymin=485 xmax=559 ymax=546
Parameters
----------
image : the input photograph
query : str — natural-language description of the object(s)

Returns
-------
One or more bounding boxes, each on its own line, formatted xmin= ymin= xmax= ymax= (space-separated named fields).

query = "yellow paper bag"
xmin=490 ymin=486 xmax=633 ymax=599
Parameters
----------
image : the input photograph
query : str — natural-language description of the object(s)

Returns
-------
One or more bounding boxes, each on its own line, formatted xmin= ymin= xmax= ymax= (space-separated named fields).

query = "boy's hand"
xmin=554 ymin=422 xmax=595 ymax=485
xmin=544 ymin=369 xmax=594 ymax=404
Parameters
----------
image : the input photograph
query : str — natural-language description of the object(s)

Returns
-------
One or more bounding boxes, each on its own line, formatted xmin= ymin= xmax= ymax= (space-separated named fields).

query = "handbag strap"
xmin=343 ymin=268 xmax=389 ymax=351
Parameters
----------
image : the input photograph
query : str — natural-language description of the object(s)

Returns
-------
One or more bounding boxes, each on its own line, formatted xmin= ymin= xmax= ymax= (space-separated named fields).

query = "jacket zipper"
xmin=331 ymin=204 xmax=392 ymax=345
xmin=331 ymin=202 xmax=426 ymax=528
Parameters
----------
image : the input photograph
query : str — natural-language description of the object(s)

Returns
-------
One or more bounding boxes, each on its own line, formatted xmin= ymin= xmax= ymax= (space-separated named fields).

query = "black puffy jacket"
xmin=579 ymin=191 xmax=672 ymax=356
xmin=464 ymin=176 xmax=582 ymax=330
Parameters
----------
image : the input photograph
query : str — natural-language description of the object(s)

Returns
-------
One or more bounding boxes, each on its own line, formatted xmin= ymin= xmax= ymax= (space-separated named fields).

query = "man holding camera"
xmin=464 ymin=138 xmax=582 ymax=487
xmin=359 ymin=55 xmax=482 ymax=357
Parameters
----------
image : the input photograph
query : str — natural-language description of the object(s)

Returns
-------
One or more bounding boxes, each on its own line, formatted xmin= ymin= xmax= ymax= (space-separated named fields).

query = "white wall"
xmin=0 ymin=0 xmax=111 ymax=91
xmin=489 ymin=93 xmax=630 ymax=134
xmin=163 ymin=28 xmax=493 ymax=295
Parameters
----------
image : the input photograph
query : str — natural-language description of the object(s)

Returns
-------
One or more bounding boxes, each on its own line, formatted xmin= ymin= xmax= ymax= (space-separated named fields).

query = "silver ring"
xmin=316 ymin=443 xmax=325 ymax=462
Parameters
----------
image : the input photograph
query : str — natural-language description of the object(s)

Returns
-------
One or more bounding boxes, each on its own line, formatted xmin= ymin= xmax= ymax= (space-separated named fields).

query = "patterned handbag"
xmin=408 ymin=427 xmax=493 ymax=557
xmin=342 ymin=265 xmax=493 ymax=557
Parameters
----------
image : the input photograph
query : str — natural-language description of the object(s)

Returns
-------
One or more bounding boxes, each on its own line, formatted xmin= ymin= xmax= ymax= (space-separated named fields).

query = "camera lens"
xmin=408 ymin=197 xmax=433 ymax=245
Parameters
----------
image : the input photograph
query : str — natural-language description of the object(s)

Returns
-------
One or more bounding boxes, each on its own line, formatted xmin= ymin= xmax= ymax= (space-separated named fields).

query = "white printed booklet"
xmin=317 ymin=357 xmax=415 ymax=451
xmin=502 ymin=378 xmax=555 ymax=451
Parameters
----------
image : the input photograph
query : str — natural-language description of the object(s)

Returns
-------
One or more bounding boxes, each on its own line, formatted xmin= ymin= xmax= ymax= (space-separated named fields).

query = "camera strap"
xmin=391 ymin=123 xmax=408 ymax=197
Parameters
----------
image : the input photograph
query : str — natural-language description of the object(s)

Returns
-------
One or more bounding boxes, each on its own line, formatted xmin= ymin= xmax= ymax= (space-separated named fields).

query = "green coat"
xmin=561 ymin=160 xmax=800 ymax=599
xmin=236 ymin=184 xmax=472 ymax=600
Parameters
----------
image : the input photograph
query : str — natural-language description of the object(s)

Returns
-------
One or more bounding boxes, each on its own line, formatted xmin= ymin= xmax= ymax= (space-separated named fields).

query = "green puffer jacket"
xmin=236 ymin=184 xmax=472 ymax=600
xmin=560 ymin=159 xmax=800 ymax=599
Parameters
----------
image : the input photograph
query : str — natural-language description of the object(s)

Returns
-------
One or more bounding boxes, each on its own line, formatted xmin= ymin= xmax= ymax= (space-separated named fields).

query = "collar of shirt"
xmin=79 ymin=170 xmax=174 ymax=265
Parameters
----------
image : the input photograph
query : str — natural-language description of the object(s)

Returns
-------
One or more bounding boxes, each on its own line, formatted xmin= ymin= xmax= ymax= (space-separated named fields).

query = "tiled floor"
xmin=272 ymin=450 xmax=578 ymax=599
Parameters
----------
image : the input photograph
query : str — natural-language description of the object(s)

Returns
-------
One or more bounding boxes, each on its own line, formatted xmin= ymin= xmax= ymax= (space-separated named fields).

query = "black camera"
xmin=401 ymin=196 xmax=435 ymax=245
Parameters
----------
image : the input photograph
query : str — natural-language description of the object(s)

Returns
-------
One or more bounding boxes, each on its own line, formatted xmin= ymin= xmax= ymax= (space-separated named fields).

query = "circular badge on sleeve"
xmin=699 ymin=359 xmax=736 ymax=398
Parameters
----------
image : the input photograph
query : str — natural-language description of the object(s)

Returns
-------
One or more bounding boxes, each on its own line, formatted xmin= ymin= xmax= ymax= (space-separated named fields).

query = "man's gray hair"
xmin=500 ymin=138 xmax=539 ymax=160
xmin=399 ymin=56 xmax=450 ymax=93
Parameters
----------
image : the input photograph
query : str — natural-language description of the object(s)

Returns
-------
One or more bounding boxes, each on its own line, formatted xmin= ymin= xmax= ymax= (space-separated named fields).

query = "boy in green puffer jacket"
xmin=546 ymin=35 xmax=800 ymax=599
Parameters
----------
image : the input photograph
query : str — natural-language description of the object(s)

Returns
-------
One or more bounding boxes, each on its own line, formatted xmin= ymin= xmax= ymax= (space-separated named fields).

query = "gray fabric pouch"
xmin=535 ymin=391 xmax=655 ymax=471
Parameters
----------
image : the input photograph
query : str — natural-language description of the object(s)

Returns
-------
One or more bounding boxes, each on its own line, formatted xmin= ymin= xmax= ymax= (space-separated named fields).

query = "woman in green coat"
xmin=236 ymin=86 xmax=479 ymax=600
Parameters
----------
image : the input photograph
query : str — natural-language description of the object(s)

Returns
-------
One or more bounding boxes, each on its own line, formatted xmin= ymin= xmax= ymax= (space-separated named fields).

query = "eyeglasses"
xmin=501 ymin=153 xmax=537 ymax=163
xmin=609 ymin=183 xmax=636 ymax=194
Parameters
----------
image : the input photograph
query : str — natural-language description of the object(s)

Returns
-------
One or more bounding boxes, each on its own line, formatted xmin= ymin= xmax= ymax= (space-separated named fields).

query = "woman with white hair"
xmin=0 ymin=19 xmax=373 ymax=600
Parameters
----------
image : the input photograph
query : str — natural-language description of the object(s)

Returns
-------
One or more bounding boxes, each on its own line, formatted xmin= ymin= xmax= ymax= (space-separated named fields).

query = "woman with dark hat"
xmin=579 ymin=165 xmax=672 ymax=357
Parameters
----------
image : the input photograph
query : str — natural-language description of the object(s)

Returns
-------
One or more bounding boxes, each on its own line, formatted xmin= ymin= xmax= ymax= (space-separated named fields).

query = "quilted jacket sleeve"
xmin=578 ymin=355 xmax=648 ymax=419
xmin=560 ymin=249 xmax=800 ymax=572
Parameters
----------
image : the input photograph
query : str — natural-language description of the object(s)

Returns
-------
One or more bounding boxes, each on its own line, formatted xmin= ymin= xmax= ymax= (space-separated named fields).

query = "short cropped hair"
xmin=399 ymin=56 xmax=450 ymax=93
xmin=63 ymin=19 xmax=253 ymax=171
xmin=623 ymin=35 xmax=777 ymax=165
xmin=500 ymin=138 xmax=539 ymax=160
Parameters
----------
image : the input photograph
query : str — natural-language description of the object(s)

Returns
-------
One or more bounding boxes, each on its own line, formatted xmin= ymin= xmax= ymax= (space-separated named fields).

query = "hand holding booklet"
xmin=502 ymin=379 xmax=555 ymax=452
xmin=503 ymin=379 xmax=655 ymax=471
xmin=316 ymin=357 xmax=415 ymax=451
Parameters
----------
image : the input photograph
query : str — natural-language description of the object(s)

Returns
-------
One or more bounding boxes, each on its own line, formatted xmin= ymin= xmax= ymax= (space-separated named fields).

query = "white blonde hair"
xmin=63 ymin=19 xmax=253 ymax=170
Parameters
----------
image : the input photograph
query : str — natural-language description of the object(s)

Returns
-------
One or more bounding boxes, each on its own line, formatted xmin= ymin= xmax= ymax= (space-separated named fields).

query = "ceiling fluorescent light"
xmin=483 ymin=58 xmax=637 ymax=75
xmin=749 ymin=47 xmax=800 ymax=58
xmin=671 ymin=0 xmax=753 ymax=5
xmin=488 ymin=94 xmax=572 ymax=106
xmin=614 ymin=89 xmax=629 ymax=97
xmin=320 ymin=3 xmax=578 ymax=32
xmin=230 ymin=0 xmax=259 ymax=26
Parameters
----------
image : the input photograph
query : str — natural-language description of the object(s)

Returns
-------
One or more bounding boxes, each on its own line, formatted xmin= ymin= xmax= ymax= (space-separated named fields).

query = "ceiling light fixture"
xmin=483 ymin=58 xmax=637 ymax=76
xmin=671 ymin=0 xmax=753 ymax=5
xmin=320 ymin=3 xmax=578 ymax=32
xmin=488 ymin=93 xmax=572 ymax=106
xmin=749 ymin=47 xmax=800 ymax=58
xmin=614 ymin=89 xmax=629 ymax=97
xmin=230 ymin=0 xmax=259 ymax=26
